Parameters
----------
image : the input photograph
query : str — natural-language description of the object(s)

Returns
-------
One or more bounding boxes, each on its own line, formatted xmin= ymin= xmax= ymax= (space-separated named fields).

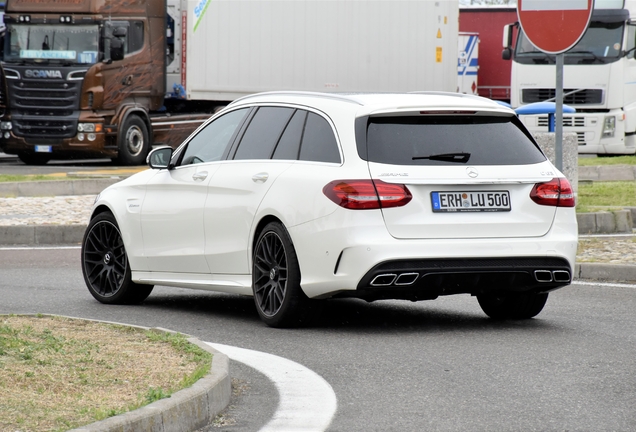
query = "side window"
xmin=106 ymin=21 xmax=129 ymax=56
xmin=179 ymin=108 xmax=249 ymax=166
xmin=128 ymin=21 xmax=144 ymax=53
xmin=233 ymin=107 xmax=295 ymax=160
xmin=628 ymin=24 xmax=636 ymax=59
xmin=299 ymin=113 xmax=341 ymax=163
xmin=272 ymin=110 xmax=307 ymax=160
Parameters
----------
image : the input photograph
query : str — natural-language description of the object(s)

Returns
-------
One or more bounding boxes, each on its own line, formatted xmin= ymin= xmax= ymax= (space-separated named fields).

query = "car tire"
xmin=116 ymin=115 xmax=149 ymax=166
xmin=81 ymin=212 xmax=153 ymax=305
xmin=18 ymin=153 xmax=51 ymax=165
xmin=252 ymin=222 xmax=320 ymax=328
xmin=477 ymin=292 xmax=549 ymax=320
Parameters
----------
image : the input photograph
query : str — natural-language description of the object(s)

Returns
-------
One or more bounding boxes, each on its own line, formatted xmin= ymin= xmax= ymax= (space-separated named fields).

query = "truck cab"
xmin=0 ymin=0 xmax=166 ymax=165
xmin=504 ymin=0 xmax=636 ymax=155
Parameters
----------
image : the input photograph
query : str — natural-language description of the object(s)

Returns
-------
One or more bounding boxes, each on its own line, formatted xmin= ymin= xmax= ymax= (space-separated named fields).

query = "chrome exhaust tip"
xmin=534 ymin=270 xmax=553 ymax=282
xmin=552 ymin=270 xmax=571 ymax=283
xmin=370 ymin=274 xmax=397 ymax=286
xmin=394 ymin=272 xmax=419 ymax=286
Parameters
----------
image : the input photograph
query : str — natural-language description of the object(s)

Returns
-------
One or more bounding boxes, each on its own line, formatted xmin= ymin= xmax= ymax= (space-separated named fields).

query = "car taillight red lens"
xmin=530 ymin=178 xmax=575 ymax=207
xmin=323 ymin=180 xmax=412 ymax=210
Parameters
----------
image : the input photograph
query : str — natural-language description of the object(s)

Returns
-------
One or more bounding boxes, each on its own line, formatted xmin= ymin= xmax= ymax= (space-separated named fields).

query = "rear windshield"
xmin=358 ymin=115 xmax=546 ymax=166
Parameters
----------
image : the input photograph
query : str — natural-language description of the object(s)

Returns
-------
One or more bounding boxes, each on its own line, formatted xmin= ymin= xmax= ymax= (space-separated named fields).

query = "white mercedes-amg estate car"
xmin=81 ymin=92 xmax=578 ymax=327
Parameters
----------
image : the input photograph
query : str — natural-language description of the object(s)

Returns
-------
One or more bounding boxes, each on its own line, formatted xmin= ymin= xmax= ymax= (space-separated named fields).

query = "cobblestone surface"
xmin=0 ymin=195 xmax=95 ymax=226
xmin=1 ymin=195 xmax=634 ymax=264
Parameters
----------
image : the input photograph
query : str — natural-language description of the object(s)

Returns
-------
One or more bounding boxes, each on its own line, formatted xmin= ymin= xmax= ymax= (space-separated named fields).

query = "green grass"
xmin=0 ymin=174 xmax=70 ymax=183
xmin=577 ymin=180 xmax=636 ymax=212
xmin=0 ymin=316 xmax=213 ymax=431
xmin=578 ymin=155 xmax=636 ymax=166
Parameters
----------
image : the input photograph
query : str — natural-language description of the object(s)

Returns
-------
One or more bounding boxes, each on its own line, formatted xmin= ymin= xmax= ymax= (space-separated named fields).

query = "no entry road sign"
xmin=517 ymin=0 xmax=594 ymax=54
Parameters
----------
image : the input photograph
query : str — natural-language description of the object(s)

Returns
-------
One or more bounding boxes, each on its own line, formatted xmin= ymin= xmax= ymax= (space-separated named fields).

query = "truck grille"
xmin=522 ymin=89 xmax=603 ymax=105
xmin=538 ymin=116 xmax=586 ymax=127
xmin=6 ymin=76 xmax=81 ymax=139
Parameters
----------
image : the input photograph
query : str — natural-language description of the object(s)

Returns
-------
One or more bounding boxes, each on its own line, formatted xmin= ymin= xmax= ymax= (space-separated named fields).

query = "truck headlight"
xmin=602 ymin=116 xmax=616 ymax=138
xmin=77 ymin=123 xmax=102 ymax=133
xmin=0 ymin=121 xmax=13 ymax=130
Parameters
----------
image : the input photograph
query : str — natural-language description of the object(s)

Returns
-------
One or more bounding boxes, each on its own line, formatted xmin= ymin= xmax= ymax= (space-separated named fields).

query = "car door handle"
xmin=252 ymin=173 xmax=269 ymax=183
xmin=192 ymin=171 xmax=208 ymax=181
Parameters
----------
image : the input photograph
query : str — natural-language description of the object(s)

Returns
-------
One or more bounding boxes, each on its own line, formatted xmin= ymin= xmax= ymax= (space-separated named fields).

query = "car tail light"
xmin=323 ymin=179 xmax=412 ymax=210
xmin=530 ymin=178 xmax=575 ymax=207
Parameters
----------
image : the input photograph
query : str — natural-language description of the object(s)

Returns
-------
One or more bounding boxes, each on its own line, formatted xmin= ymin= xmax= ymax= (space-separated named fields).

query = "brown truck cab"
xmin=0 ymin=0 xmax=206 ymax=165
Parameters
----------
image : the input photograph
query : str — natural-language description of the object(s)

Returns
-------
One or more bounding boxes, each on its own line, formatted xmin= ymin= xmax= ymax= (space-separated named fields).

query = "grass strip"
xmin=578 ymin=156 xmax=636 ymax=166
xmin=0 ymin=315 xmax=212 ymax=432
xmin=577 ymin=180 xmax=636 ymax=213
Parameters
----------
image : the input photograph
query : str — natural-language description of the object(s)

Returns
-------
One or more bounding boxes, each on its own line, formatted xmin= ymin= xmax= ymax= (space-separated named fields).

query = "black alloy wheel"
xmin=252 ymin=222 xmax=319 ymax=327
xmin=82 ymin=212 xmax=153 ymax=304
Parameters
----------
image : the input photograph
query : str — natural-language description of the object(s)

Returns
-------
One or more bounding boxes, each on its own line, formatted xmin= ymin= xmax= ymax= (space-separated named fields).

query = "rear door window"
xmin=233 ymin=107 xmax=295 ymax=160
xmin=272 ymin=110 xmax=307 ymax=160
xmin=360 ymin=115 xmax=545 ymax=166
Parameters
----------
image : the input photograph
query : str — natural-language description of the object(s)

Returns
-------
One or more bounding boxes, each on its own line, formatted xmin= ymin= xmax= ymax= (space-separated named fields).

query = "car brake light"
xmin=323 ymin=179 xmax=412 ymax=210
xmin=530 ymin=178 xmax=575 ymax=207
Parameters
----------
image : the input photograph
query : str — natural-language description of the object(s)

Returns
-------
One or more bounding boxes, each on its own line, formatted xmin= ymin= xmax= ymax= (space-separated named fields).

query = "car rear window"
xmin=358 ymin=115 xmax=546 ymax=166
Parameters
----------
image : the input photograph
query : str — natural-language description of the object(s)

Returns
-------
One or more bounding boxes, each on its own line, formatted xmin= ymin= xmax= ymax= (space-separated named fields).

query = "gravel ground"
xmin=1 ymin=195 xmax=633 ymax=264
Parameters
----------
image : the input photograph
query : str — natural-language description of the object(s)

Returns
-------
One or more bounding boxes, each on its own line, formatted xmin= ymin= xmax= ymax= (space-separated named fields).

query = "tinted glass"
xmin=299 ymin=113 xmax=341 ymax=163
xmin=180 ymin=108 xmax=249 ymax=165
xmin=364 ymin=115 xmax=545 ymax=166
xmin=515 ymin=22 xmax=624 ymax=65
xmin=234 ymin=107 xmax=295 ymax=160
xmin=272 ymin=110 xmax=306 ymax=160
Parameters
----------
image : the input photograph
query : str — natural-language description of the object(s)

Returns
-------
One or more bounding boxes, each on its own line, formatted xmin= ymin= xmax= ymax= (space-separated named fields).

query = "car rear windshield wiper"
xmin=412 ymin=152 xmax=471 ymax=163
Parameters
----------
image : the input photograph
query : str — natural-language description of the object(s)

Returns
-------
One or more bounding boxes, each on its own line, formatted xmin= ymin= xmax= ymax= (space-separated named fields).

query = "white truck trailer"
xmin=172 ymin=0 xmax=459 ymax=101
xmin=503 ymin=0 xmax=636 ymax=155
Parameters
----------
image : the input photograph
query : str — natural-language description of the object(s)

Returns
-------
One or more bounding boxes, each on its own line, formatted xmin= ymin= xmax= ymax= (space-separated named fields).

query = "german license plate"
xmin=431 ymin=191 xmax=511 ymax=212
xmin=34 ymin=145 xmax=52 ymax=153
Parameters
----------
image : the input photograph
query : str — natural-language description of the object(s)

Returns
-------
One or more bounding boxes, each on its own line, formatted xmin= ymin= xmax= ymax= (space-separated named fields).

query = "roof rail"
xmin=229 ymin=91 xmax=364 ymax=107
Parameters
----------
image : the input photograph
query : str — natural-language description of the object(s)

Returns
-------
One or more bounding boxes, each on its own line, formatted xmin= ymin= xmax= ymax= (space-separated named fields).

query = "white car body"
xmin=87 ymin=92 xmax=578 ymax=325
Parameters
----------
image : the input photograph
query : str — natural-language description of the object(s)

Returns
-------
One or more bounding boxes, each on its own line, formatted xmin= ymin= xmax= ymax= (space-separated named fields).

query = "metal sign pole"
xmin=555 ymin=53 xmax=564 ymax=171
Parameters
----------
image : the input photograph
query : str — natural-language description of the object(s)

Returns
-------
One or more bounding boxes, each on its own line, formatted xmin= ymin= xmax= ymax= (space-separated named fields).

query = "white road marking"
xmin=574 ymin=280 xmax=636 ymax=289
xmin=0 ymin=246 xmax=80 ymax=251
xmin=209 ymin=342 xmax=337 ymax=432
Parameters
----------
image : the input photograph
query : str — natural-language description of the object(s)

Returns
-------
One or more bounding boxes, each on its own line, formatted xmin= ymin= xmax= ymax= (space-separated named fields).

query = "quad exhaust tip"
xmin=370 ymin=272 xmax=420 ymax=287
xmin=534 ymin=270 xmax=571 ymax=283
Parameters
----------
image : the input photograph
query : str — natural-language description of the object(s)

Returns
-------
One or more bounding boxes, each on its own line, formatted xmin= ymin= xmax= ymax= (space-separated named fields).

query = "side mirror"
xmin=147 ymin=146 xmax=174 ymax=169
xmin=110 ymin=38 xmax=125 ymax=61
xmin=112 ymin=27 xmax=127 ymax=38
xmin=502 ymin=47 xmax=512 ymax=61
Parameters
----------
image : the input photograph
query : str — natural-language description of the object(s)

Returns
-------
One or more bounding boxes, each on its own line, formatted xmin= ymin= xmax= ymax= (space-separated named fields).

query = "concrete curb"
xmin=1 ymin=224 xmax=86 ymax=245
xmin=576 ymin=210 xmax=634 ymax=234
xmin=576 ymin=262 xmax=636 ymax=283
xmin=0 ymin=178 xmax=120 ymax=198
xmin=579 ymin=165 xmax=636 ymax=181
xmin=12 ymin=315 xmax=236 ymax=432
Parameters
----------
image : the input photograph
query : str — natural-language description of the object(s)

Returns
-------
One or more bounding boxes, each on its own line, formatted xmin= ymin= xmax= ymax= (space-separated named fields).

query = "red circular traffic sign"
xmin=517 ymin=0 xmax=594 ymax=54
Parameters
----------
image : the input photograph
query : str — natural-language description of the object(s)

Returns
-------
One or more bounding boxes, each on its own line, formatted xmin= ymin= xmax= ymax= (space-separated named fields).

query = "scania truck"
xmin=503 ymin=0 xmax=636 ymax=155
xmin=0 ymin=0 xmax=459 ymax=165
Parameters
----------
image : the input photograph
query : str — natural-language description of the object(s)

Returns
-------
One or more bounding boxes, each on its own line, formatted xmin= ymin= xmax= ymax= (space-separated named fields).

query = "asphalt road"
xmin=1 ymin=247 xmax=635 ymax=431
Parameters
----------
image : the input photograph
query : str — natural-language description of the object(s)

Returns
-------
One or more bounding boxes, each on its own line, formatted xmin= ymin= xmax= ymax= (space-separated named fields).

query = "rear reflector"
xmin=323 ymin=179 xmax=412 ymax=210
xmin=530 ymin=178 xmax=575 ymax=207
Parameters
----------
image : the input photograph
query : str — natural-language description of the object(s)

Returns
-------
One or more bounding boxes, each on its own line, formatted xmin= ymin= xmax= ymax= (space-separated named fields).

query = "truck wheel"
xmin=117 ymin=115 xmax=149 ymax=166
xmin=477 ymin=292 xmax=549 ymax=320
xmin=18 ymin=153 xmax=51 ymax=165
